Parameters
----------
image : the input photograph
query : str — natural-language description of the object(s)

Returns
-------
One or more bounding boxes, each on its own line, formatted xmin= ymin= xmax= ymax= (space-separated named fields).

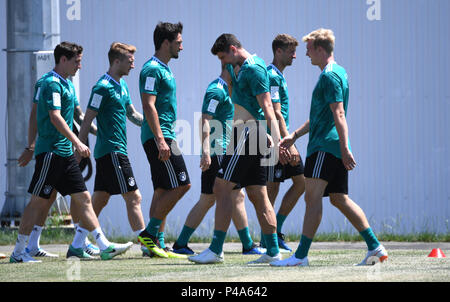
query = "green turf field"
xmin=0 ymin=243 xmax=449 ymax=282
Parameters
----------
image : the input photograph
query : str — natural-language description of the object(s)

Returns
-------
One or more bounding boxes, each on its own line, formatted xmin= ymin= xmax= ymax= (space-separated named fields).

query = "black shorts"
xmin=143 ymin=138 xmax=191 ymax=190
xmin=217 ymin=123 xmax=268 ymax=187
xmin=267 ymin=153 xmax=305 ymax=183
xmin=304 ymin=151 xmax=348 ymax=197
xmin=201 ymin=155 xmax=241 ymax=194
xmin=28 ymin=152 xmax=87 ymax=199
xmin=94 ymin=152 xmax=138 ymax=195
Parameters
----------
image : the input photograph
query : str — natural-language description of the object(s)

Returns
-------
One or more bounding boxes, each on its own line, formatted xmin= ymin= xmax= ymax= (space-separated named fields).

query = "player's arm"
xmin=78 ymin=108 xmax=98 ymax=145
xmin=200 ymin=114 xmax=213 ymax=171
xmin=273 ymin=102 xmax=299 ymax=165
xmin=280 ymin=120 xmax=309 ymax=149
xmin=257 ymin=92 xmax=280 ymax=141
xmin=273 ymin=102 xmax=289 ymax=138
xmin=18 ymin=103 xmax=38 ymax=167
xmin=74 ymin=105 xmax=97 ymax=135
xmin=256 ymin=92 xmax=290 ymax=165
xmin=49 ymin=109 xmax=90 ymax=158
xmin=330 ymin=102 xmax=355 ymax=170
xmin=126 ymin=103 xmax=143 ymax=127
xmin=141 ymin=93 xmax=170 ymax=161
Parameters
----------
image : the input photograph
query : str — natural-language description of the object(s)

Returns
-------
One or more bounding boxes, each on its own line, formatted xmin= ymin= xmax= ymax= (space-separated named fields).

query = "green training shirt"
xmin=307 ymin=62 xmax=351 ymax=159
xmin=139 ymin=56 xmax=177 ymax=144
xmin=87 ymin=73 xmax=132 ymax=159
xmin=267 ymin=64 xmax=290 ymax=132
xmin=35 ymin=71 xmax=79 ymax=157
xmin=201 ymin=77 xmax=234 ymax=155
xmin=227 ymin=55 xmax=270 ymax=121
xmin=32 ymin=72 xmax=53 ymax=104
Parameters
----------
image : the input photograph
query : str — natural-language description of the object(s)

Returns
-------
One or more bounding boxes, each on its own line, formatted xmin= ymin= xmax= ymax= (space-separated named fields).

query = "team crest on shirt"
xmin=43 ymin=185 xmax=53 ymax=195
xmin=178 ymin=172 xmax=187 ymax=182
xmin=128 ymin=177 xmax=136 ymax=187
xmin=275 ymin=169 xmax=283 ymax=179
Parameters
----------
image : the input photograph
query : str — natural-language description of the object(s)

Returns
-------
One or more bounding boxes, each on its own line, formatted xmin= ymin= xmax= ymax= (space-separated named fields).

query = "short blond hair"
xmin=302 ymin=28 xmax=335 ymax=55
xmin=108 ymin=42 xmax=136 ymax=65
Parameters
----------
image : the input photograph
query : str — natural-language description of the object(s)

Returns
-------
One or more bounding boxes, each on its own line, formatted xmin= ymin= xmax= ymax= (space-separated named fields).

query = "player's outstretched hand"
xmin=280 ymin=132 xmax=296 ymax=149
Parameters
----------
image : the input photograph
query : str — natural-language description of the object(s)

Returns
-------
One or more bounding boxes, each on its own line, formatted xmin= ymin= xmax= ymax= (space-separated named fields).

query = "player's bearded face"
xmin=68 ymin=54 xmax=82 ymax=76
xmin=283 ymin=45 xmax=297 ymax=66
xmin=170 ymin=33 xmax=183 ymax=59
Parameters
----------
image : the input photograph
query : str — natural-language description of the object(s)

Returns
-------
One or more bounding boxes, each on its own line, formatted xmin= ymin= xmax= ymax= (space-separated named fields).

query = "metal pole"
xmin=1 ymin=0 xmax=60 ymax=226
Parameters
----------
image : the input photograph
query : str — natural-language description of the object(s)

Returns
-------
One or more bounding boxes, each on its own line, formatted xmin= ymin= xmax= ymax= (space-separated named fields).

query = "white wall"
xmin=1 ymin=0 xmax=449 ymax=237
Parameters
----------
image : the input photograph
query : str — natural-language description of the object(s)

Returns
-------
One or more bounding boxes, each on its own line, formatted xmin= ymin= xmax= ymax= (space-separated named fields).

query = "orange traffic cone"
xmin=428 ymin=248 xmax=446 ymax=258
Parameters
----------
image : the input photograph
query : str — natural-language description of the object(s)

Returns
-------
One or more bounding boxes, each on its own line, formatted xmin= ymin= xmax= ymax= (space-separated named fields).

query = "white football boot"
xmin=188 ymin=248 xmax=224 ymax=264
xmin=26 ymin=247 xmax=59 ymax=258
xmin=247 ymin=253 xmax=282 ymax=264
xmin=270 ymin=254 xmax=309 ymax=267
xmin=356 ymin=244 xmax=388 ymax=266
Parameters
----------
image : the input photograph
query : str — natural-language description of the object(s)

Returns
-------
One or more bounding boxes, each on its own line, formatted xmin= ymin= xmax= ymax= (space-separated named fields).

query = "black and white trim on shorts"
xmin=32 ymin=152 xmax=53 ymax=196
xmin=223 ymin=127 xmax=249 ymax=181
xmin=111 ymin=152 xmax=127 ymax=194
xmin=268 ymin=163 xmax=275 ymax=182
xmin=153 ymin=138 xmax=180 ymax=189
xmin=312 ymin=151 xmax=326 ymax=178
xmin=163 ymin=159 xmax=179 ymax=188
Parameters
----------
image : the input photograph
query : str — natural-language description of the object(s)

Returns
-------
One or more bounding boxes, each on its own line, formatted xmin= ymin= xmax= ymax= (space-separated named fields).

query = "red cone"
xmin=428 ymin=248 xmax=446 ymax=258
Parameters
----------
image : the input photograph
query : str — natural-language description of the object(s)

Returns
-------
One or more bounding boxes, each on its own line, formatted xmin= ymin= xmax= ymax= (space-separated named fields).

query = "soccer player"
xmin=263 ymin=34 xmax=306 ymax=252
xmin=78 ymin=42 xmax=146 ymax=249
xmin=189 ymin=34 xmax=290 ymax=264
xmin=17 ymin=72 xmax=100 ymax=259
xmin=271 ymin=29 xmax=388 ymax=267
xmin=10 ymin=42 xmax=132 ymax=263
xmin=137 ymin=22 xmax=191 ymax=259
xmin=172 ymin=63 xmax=265 ymax=256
